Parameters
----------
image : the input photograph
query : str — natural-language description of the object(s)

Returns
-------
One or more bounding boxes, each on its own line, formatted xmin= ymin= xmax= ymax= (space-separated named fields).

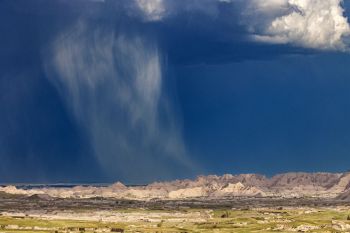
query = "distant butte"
xmin=1 ymin=172 xmax=350 ymax=200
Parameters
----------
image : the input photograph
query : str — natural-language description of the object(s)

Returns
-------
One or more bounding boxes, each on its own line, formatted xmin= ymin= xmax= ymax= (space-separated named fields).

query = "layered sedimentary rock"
xmin=1 ymin=172 xmax=350 ymax=200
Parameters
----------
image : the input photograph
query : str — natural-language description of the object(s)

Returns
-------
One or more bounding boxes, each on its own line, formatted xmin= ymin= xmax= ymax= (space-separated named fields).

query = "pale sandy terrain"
xmin=1 ymin=172 xmax=350 ymax=200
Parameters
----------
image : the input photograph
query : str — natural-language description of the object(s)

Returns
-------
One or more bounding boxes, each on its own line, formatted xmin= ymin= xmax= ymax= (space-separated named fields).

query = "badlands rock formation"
xmin=1 ymin=172 xmax=350 ymax=200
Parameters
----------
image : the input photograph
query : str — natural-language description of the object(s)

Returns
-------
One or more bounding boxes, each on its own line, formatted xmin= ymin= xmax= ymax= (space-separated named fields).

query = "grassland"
xmin=1 ymin=207 xmax=350 ymax=233
xmin=1 ymin=192 xmax=350 ymax=232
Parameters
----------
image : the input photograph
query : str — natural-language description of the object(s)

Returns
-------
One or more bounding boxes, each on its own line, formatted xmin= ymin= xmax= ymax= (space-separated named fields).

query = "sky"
xmin=1 ymin=0 xmax=350 ymax=183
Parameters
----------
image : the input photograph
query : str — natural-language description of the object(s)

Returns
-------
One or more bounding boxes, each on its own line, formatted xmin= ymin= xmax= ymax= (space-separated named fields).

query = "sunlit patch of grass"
xmin=1 ymin=207 xmax=350 ymax=232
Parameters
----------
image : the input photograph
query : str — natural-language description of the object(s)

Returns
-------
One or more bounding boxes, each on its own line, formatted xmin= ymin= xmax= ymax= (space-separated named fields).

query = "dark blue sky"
xmin=177 ymin=53 xmax=350 ymax=175
xmin=1 ymin=0 xmax=350 ymax=183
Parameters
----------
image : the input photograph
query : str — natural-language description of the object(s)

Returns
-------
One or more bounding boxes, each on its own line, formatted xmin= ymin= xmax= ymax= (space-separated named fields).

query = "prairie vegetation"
xmin=1 ymin=206 xmax=350 ymax=232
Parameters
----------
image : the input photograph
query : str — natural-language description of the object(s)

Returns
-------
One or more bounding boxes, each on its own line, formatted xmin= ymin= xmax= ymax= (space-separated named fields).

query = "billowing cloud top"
xmin=135 ymin=0 xmax=350 ymax=51
xmin=135 ymin=0 xmax=166 ymax=21
xmin=248 ymin=0 xmax=350 ymax=50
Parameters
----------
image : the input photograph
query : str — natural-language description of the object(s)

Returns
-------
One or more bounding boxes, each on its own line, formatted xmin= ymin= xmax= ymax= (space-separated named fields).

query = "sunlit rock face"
xmin=1 ymin=171 xmax=350 ymax=200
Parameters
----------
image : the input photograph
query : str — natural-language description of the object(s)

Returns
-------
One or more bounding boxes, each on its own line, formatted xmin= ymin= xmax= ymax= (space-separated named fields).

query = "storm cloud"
xmin=1 ymin=0 xmax=350 ymax=183
xmin=135 ymin=0 xmax=350 ymax=50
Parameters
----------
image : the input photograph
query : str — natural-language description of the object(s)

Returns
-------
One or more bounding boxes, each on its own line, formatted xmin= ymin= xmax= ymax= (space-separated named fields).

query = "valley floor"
xmin=0 ymin=206 xmax=350 ymax=233
xmin=1 ymin=192 xmax=350 ymax=232
xmin=1 ymin=205 xmax=350 ymax=232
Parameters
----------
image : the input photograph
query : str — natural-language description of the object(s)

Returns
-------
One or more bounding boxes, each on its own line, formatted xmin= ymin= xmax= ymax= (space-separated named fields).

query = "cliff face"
xmin=1 ymin=172 xmax=350 ymax=200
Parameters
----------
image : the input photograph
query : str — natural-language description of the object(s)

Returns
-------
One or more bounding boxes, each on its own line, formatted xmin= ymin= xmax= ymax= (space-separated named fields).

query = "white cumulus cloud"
xmin=135 ymin=0 xmax=166 ymax=21
xmin=133 ymin=0 xmax=223 ymax=21
xmin=245 ymin=0 xmax=350 ymax=50
xmin=133 ymin=0 xmax=350 ymax=50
